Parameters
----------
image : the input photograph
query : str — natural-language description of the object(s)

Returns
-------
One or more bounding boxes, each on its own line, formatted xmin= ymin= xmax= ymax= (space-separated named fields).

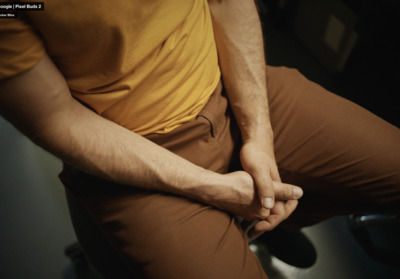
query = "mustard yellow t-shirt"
xmin=0 ymin=0 xmax=220 ymax=135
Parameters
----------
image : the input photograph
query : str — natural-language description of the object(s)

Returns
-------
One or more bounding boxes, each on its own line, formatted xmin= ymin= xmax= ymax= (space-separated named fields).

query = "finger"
xmin=273 ymin=181 xmax=303 ymax=201
xmin=247 ymin=220 xmax=270 ymax=238
xmin=257 ymin=200 xmax=299 ymax=232
xmin=249 ymin=205 xmax=285 ymax=234
xmin=267 ymin=200 xmax=298 ymax=226
xmin=251 ymin=171 xmax=275 ymax=209
xmin=259 ymin=179 xmax=275 ymax=209
xmin=283 ymin=199 xmax=299 ymax=217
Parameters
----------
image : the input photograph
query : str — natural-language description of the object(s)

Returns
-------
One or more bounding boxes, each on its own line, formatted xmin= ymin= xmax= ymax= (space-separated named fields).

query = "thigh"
xmin=266 ymin=66 xmax=400 ymax=227
xmin=61 ymin=88 xmax=266 ymax=279
xmin=67 ymin=182 xmax=266 ymax=279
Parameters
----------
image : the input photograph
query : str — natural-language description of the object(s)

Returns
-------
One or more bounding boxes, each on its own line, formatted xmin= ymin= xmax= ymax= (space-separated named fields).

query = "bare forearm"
xmin=43 ymin=97 xmax=220 ymax=200
xmin=209 ymin=0 xmax=272 ymax=143
xmin=0 ymin=55 xmax=222 ymax=204
xmin=38 ymin=102 xmax=289 ymax=221
xmin=208 ymin=1 xmax=292 ymax=215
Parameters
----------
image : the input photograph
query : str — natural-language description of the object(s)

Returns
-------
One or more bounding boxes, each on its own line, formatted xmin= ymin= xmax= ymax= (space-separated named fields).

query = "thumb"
xmin=256 ymin=175 xmax=275 ymax=209
xmin=273 ymin=181 xmax=303 ymax=200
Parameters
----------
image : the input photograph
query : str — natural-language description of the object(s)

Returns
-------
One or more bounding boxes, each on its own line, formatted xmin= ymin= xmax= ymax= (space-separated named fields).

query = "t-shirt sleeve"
xmin=0 ymin=18 xmax=46 ymax=80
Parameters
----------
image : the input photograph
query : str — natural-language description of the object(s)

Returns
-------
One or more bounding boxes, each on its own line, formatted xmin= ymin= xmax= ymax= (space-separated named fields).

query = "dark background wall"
xmin=258 ymin=0 xmax=399 ymax=127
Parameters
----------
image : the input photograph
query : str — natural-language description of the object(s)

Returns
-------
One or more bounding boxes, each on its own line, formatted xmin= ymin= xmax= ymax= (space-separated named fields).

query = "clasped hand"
xmin=222 ymin=141 xmax=303 ymax=238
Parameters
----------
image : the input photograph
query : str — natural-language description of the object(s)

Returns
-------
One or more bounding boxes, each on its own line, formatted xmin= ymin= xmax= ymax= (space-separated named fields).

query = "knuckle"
xmin=257 ymin=209 xmax=270 ymax=219
xmin=284 ymin=186 xmax=292 ymax=198
xmin=275 ymin=184 xmax=285 ymax=198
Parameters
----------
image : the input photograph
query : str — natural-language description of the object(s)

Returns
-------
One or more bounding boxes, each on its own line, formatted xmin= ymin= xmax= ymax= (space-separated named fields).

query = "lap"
xmin=63 ymin=172 xmax=266 ymax=279
xmin=62 ymin=65 xmax=400 ymax=277
xmin=61 ymin=86 xmax=266 ymax=279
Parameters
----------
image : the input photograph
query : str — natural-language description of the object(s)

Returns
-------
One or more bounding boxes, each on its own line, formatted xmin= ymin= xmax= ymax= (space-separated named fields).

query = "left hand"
xmin=240 ymin=140 xmax=302 ymax=237
xmin=240 ymin=140 xmax=282 ymax=209
xmin=244 ymin=200 xmax=299 ymax=239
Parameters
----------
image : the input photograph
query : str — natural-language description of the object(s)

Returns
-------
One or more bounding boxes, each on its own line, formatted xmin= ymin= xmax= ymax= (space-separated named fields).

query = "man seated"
xmin=1 ymin=1 xmax=399 ymax=278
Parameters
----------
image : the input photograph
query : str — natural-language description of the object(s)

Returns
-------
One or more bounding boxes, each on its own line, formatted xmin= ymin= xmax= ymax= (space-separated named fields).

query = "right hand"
xmin=216 ymin=171 xmax=302 ymax=221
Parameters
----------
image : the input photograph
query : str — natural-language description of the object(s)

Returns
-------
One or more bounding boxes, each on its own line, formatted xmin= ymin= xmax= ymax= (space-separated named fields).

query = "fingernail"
xmin=293 ymin=187 xmax=303 ymax=199
xmin=262 ymin=198 xmax=274 ymax=208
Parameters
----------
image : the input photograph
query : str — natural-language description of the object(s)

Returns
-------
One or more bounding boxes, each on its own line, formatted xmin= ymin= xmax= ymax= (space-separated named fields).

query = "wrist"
xmin=236 ymin=111 xmax=273 ymax=144
xmin=190 ymin=170 xmax=242 ymax=210
xmin=241 ymin=126 xmax=275 ymax=157
xmin=200 ymin=171 xmax=252 ymax=210
xmin=178 ymin=168 xmax=228 ymax=205
xmin=241 ymin=126 xmax=273 ymax=144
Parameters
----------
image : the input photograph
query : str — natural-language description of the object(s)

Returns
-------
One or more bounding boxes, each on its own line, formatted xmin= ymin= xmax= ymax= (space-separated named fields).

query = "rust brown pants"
xmin=60 ymin=66 xmax=400 ymax=279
